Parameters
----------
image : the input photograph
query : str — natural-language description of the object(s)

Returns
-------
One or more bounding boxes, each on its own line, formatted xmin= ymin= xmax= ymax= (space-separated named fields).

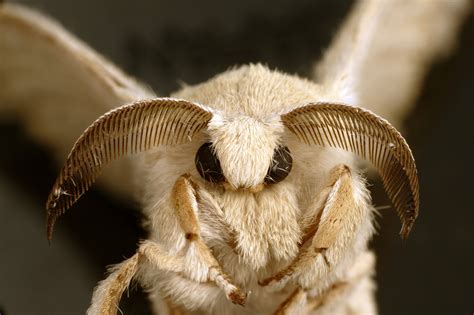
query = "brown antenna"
xmin=282 ymin=102 xmax=419 ymax=239
xmin=46 ymin=98 xmax=212 ymax=240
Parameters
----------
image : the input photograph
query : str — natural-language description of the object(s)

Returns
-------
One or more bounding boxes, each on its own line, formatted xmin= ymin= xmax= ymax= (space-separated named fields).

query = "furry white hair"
xmin=0 ymin=1 xmax=470 ymax=314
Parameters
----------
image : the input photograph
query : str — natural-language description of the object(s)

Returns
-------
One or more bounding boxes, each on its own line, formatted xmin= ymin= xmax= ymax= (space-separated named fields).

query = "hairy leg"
xmin=87 ymin=254 xmax=139 ymax=315
xmin=307 ymin=252 xmax=375 ymax=313
xmin=172 ymin=174 xmax=246 ymax=304
xmin=87 ymin=174 xmax=246 ymax=315
xmin=271 ymin=251 xmax=376 ymax=315
xmin=260 ymin=164 xmax=372 ymax=290
xmin=273 ymin=288 xmax=307 ymax=315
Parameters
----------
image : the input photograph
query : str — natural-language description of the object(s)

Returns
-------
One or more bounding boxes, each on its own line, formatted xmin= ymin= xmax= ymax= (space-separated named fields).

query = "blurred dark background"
xmin=0 ymin=0 xmax=472 ymax=314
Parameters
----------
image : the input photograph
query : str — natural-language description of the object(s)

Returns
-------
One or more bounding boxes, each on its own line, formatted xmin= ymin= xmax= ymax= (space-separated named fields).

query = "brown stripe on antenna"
xmin=46 ymin=98 xmax=212 ymax=240
xmin=282 ymin=102 xmax=420 ymax=239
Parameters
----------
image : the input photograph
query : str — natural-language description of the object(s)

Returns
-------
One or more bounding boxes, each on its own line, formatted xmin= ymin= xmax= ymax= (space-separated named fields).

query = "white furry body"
xmin=128 ymin=65 xmax=376 ymax=314
xmin=142 ymin=176 xmax=377 ymax=315
xmin=0 ymin=1 xmax=470 ymax=314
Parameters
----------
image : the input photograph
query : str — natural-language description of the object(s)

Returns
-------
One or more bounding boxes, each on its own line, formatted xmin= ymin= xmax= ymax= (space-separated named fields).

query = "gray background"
xmin=0 ymin=0 xmax=473 ymax=314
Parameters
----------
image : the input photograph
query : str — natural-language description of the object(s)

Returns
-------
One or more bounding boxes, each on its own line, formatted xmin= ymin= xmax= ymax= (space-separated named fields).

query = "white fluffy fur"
xmin=0 ymin=1 xmax=470 ymax=314
xmin=133 ymin=65 xmax=374 ymax=314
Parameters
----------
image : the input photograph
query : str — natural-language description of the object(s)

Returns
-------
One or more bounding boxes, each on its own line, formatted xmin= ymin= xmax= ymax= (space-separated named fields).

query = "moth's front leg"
xmin=271 ymin=251 xmax=375 ymax=315
xmin=87 ymin=175 xmax=246 ymax=315
xmin=87 ymin=242 xmax=187 ymax=315
xmin=172 ymin=174 xmax=247 ymax=305
xmin=260 ymin=164 xmax=373 ymax=291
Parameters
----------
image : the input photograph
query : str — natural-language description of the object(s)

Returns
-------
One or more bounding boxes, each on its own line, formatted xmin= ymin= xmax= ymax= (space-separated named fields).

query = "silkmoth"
xmin=0 ymin=1 xmax=469 ymax=314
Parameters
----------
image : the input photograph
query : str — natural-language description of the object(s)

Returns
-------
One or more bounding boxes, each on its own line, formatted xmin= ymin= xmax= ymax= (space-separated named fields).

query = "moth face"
xmin=198 ymin=114 xmax=290 ymax=192
xmin=45 ymin=66 xmax=419 ymax=239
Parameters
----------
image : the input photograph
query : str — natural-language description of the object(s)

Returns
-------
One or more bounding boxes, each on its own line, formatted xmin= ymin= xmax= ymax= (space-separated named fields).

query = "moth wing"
xmin=314 ymin=0 xmax=470 ymax=126
xmin=0 ymin=3 xmax=153 ymax=197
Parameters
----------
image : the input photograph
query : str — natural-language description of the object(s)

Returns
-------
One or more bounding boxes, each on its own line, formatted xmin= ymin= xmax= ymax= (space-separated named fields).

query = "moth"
xmin=0 ymin=1 xmax=469 ymax=314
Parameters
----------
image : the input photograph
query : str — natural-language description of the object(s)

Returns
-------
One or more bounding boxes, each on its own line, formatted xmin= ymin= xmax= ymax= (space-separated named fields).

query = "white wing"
xmin=314 ymin=0 xmax=471 ymax=127
xmin=0 ymin=3 xmax=154 ymax=198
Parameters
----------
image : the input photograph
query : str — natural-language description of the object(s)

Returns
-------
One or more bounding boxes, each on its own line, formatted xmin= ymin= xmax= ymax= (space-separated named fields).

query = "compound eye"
xmin=195 ymin=142 xmax=225 ymax=183
xmin=265 ymin=146 xmax=292 ymax=184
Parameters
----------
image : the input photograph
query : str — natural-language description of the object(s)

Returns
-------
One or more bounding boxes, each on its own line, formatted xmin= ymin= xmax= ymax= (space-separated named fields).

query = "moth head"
xmin=46 ymin=97 xmax=419 ymax=241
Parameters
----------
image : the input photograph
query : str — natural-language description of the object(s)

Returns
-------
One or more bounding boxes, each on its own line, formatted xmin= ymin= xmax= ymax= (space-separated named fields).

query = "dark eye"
xmin=265 ymin=146 xmax=292 ymax=184
xmin=195 ymin=142 xmax=225 ymax=183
